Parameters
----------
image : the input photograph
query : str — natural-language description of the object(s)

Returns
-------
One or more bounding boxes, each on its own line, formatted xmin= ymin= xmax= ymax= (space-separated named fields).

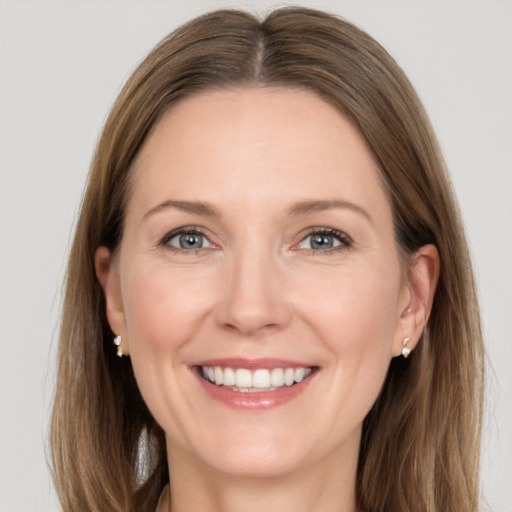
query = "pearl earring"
xmin=401 ymin=337 xmax=411 ymax=358
xmin=113 ymin=335 xmax=123 ymax=357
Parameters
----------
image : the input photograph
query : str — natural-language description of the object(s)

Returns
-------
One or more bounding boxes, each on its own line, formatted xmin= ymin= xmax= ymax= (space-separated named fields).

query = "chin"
xmin=206 ymin=450 xmax=304 ymax=479
xmin=183 ymin=429 xmax=310 ymax=479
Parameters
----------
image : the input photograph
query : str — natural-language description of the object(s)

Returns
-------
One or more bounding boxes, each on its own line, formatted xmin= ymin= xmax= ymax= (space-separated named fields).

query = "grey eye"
xmin=167 ymin=232 xmax=210 ymax=250
xmin=310 ymin=234 xmax=336 ymax=249
xmin=299 ymin=233 xmax=343 ymax=250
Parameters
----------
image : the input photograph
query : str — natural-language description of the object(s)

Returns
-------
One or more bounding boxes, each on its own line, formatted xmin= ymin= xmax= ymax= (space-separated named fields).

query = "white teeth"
xmin=223 ymin=367 xmax=235 ymax=386
xmin=201 ymin=365 xmax=313 ymax=390
xmin=253 ymin=369 xmax=271 ymax=388
xmin=270 ymin=368 xmax=285 ymax=387
xmin=284 ymin=368 xmax=295 ymax=386
xmin=294 ymin=367 xmax=305 ymax=383
xmin=214 ymin=367 xmax=223 ymax=385
xmin=235 ymin=368 xmax=252 ymax=388
xmin=232 ymin=386 xmax=279 ymax=393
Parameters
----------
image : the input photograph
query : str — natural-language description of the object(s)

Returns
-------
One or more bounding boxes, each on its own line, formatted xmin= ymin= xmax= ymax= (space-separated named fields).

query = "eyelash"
xmin=159 ymin=226 xmax=352 ymax=253
xmin=295 ymin=227 xmax=352 ymax=253
xmin=159 ymin=226 xmax=213 ymax=252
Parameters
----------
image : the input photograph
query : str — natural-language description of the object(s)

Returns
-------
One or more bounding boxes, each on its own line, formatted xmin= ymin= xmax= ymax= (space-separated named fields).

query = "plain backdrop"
xmin=0 ymin=1 xmax=511 ymax=511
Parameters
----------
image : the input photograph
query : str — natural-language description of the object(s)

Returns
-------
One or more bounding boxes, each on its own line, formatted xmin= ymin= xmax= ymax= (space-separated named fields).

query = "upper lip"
xmin=194 ymin=357 xmax=314 ymax=369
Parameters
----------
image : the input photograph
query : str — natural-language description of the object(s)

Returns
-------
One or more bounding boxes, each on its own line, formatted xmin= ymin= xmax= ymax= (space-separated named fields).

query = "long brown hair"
xmin=50 ymin=7 xmax=484 ymax=511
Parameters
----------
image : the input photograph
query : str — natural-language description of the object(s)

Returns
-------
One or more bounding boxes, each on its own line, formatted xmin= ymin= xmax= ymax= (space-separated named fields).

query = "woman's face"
xmin=98 ymin=87 xmax=424 ymax=478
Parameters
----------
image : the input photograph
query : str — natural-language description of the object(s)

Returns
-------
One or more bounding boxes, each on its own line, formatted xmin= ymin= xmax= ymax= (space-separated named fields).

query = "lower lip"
xmin=194 ymin=368 xmax=316 ymax=410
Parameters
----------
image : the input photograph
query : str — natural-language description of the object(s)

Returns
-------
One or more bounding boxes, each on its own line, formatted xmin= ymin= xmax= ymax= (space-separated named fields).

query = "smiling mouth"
xmin=199 ymin=365 xmax=314 ymax=392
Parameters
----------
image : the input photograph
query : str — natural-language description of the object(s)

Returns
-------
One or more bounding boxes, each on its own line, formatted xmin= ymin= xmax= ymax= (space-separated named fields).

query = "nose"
xmin=214 ymin=250 xmax=292 ymax=337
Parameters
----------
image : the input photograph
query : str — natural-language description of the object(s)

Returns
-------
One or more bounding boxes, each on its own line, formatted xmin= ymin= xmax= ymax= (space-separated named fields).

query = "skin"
xmin=96 ymin=87 xmax=439 ymax=512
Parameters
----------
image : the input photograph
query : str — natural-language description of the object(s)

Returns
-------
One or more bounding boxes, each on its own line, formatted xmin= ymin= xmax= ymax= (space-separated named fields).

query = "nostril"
xmin=221 ymin=319 xmax=283 ymax=337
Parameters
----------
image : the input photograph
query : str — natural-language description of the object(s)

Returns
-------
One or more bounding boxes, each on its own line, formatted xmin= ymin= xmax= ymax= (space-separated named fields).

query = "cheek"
xmin=301 ymin=268 xmax=400 ymax=424
xmin=120 ymin=262 xmax=218 ymax=437
xmin=122 ymin=261 xmax=215 ymax=355
xmin=300 ymin=265 xmax=401 ymax=356
xmin=296 ymin=260 xmax=402 ymax=418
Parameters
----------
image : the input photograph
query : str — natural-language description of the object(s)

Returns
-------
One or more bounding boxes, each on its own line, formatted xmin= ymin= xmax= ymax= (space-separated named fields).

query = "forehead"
xmin=128 ymin=86 xmax=389 ymax=220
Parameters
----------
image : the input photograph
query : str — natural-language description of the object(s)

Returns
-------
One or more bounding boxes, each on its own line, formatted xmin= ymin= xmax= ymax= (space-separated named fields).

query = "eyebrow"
xmin=142 ymin=198 xmax=372 ymax=223
xmin=287 ymin=199 xmax=372 ymax=223
xmin=142 ymin=200 xmax=221 ymax=220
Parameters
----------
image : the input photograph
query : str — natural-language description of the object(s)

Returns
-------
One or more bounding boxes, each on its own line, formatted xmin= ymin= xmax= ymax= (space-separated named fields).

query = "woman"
xmin=50 ymin=7 xmax=484 ymax=512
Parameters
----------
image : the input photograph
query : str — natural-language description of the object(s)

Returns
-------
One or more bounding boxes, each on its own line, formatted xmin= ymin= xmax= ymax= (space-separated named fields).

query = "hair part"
xmin=51 ymin=7 xmax=483 ymax=511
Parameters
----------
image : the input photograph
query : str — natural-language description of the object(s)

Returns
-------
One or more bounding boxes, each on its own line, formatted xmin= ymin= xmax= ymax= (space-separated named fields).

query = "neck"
xmin=164 ymin=436 xmax=360 ymax=512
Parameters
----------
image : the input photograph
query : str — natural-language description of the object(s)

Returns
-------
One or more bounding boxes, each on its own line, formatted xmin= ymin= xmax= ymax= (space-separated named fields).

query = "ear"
xmin=393 ymin=244 xmax=440 ymax=357
xmin=95 ymin=246 xmax=129 ymax=355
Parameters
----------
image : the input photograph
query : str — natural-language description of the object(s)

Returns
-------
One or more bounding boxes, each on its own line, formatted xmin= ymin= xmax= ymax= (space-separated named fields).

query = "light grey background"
xmin=0 ymin=1 xmax=510 ymax=511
